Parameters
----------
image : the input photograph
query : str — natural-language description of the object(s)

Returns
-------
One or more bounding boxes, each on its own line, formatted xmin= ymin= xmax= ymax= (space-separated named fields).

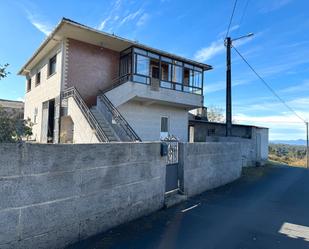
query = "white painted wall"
xmin=256 ymin=127 xmax=269 ymax=161
xmin=24 ymin=43 xmax=63 ymax=142
xmin=67 ymin=97 xmax=99 ymax=143
xmin=105 ymin=81 xmax=203 ymax=109
xmin=118 ymin=100 xmax=189 ymax=142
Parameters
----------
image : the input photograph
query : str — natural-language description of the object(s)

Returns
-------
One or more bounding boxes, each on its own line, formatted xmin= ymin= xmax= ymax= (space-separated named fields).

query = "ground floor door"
xmin=41 ymin=99 xmax=55 ymax=143
xmin=163 ymin=136 xmax=179 ymax=193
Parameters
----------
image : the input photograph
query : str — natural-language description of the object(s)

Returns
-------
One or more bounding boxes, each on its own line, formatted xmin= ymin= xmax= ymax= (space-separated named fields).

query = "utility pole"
xmin=306 ymin=121 xmax=309 ymax=169
xmin=225 ymin=33 xmax=253 ymax=137
xmin=226 ymin=37 xmax=232 ymax=137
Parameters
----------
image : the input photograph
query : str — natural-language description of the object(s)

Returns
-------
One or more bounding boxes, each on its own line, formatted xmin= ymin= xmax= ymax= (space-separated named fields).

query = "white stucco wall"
xmin=255 ymin=127 xmax=269 ymax=161
xmin=118 ymin=100 xmax=189 ymax=142
xmin=23 ymin=43 xmax=63 ymax=142
xmin=67 ymin=98 xmax=100 ymax=143
xmin=105 ymin=81 xmax=203 ymax=109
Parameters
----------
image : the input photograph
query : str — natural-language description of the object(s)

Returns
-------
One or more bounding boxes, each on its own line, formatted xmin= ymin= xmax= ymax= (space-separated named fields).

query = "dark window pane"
xmin=161 ymin=62 xmax=171 ymax=81
xmin=27 ymin=78 xmax=31 ymax=91
xmin=36 ymin=72 xmax=41 ymax=85
xmin=161 ymin=117 xmax=168 ymax=132
xmin=150 ymin=59 xmax=159 ymax=78
xmin=120 ymin=54 xmax=131 ymax=77
xmin=49 ymin=55 xmax=57 ymax=76
xmin=184 ymin=68 xmax=190 ymax=86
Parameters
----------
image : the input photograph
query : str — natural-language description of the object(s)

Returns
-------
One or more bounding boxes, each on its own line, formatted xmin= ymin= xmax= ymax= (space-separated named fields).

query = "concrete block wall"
xmin=0 ymin=142 xmax=165 ymax=249
xmin=205 ymin=136 xmax=257 ymax=167
xmin=179 ymin=142 xmax=242 ymax=197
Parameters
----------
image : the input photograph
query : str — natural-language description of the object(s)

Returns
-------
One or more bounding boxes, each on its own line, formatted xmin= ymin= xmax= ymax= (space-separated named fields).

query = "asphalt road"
xmin=67 ymin=164 xmax=309 ymax=249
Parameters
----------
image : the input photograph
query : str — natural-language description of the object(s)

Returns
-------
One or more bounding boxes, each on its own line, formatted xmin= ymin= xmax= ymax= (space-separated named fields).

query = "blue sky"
xmin=0 ymin=0 xmax=308 ymax=140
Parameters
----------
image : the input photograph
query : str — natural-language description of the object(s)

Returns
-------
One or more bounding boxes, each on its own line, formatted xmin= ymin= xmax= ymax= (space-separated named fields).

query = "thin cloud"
xmin=26 ymin=11 xmax=53 ymax=35
xmin=97 ymin=0 xmax=122 ymax=31
xmin=120 ymin=9 xmax=143 ymax=26
xmin=194 ymin=39 xmax=224 ymax=62
xmin=234 ymin=96 xmax=309 ymax=114
xmin=205 ymin=79 xmax=249 ymax=93
xmin=137 ymin=13 xmax=150 ymax=27
xmin=217 ymin=25 xmax=240 ymax=38
xmin=194 ymin=31 xmax=255 ymax=62
xmin=233 ymin=112 xmax=307 ymax=140
xmin=280 ymin=80 xmax=309 ymax=93
xmin=96 ymin=1 xmax=148 ymax=32
xmin=98 ymin=17 xmax=111 ymax=31
xmin=260 ymin=0 xmax=293 ymax=13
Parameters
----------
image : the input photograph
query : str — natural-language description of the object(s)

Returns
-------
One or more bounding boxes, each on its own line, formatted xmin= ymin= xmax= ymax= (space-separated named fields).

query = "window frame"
xmin=160 ymin=116 xmax=169 ymax=133
xmin=27 ymin=78 xmax=32 ymax=92
xmin=35 ymin=71 xmax=41 ymax=86
xmin=120 ymin=46 xmax=204 ymax=95
xmin=48 ymin=55 xmax=57 ymax=77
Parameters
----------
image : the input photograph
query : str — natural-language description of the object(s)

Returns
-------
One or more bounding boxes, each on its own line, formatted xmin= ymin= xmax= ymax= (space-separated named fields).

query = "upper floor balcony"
xmin=118 ymin=47 xmax=207 ymax=96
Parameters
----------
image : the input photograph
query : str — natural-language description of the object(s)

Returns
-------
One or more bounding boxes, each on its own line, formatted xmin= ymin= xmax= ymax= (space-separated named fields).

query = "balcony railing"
xmin=106 ymin=73 xmax=202 ymax=95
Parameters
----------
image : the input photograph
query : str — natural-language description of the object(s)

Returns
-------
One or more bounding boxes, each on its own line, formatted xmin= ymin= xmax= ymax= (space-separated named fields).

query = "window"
xmin=120 ymin=55 xmax=131 ymax=78
xmin=161 ymin=62 xmax=171 ymax=82
xmin=193 ymin=71 xmax=202 ymax=88
xmin=161 ymin=117 xmax=169 ymax=133
xmin=48 ymin=55 xmax=57 ymax=76
xmin=172 ymin=65 xmax=183 ymax=84
xmin=150 ymin=59 xmax=159 ymax=78
xmin=27 ymin=78 xmax=31 ymax=92
xmin=35 ymin=72 xmax=41 ymax=86
xmin=136 ymin=54 xmax=149 ymax=76
xmin=183 ymin=66 xmax=203 ymax=93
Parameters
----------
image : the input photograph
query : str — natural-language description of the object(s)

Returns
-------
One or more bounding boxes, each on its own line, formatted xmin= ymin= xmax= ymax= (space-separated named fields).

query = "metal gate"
xmin=163 ymin=135 xmax=179 ymax=193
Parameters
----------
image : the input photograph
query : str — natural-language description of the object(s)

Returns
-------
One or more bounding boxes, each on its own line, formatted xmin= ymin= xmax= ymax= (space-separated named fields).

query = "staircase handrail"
xmin=62 ymin=87 xmax=109 ymax=142
xmin=98 ymin=91 xmax=141 ymax=142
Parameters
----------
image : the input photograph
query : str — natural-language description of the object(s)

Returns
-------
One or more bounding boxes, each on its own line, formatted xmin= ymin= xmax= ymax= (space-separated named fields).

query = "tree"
xmin=0 ymin=106 xmax=33 ymax=142
xmin=207 ymin=106 xmax=225 ymax=123
xmin=0 ymin=63 xmax=10 ymax=80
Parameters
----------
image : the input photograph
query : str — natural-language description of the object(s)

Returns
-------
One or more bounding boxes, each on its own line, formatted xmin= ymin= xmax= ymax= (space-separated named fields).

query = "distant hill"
xmin=270 ymin=139 xmax=306 ymax=146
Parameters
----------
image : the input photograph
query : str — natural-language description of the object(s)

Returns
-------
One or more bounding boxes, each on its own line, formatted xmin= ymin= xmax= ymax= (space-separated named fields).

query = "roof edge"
xmin=18 ymin=17 xmax=213 ymax=75
xmin=18 ymin=18 xmax=65 ymax=75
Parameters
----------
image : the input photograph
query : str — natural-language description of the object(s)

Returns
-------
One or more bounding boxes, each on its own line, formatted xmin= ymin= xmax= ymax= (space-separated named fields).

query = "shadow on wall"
xmin=0 ymin=141 xmax=242 ymax=249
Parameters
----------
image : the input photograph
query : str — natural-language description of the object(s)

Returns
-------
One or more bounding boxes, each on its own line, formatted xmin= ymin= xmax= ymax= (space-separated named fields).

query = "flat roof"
xmin=18 ymin=18 xmax=212 ymax=75
xmin=189 ymin=119 xmax=269 ymax=129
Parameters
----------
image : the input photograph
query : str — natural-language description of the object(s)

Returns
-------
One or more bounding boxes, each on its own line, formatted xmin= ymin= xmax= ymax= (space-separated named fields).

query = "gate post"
xmin=178 ymin=142 xmax=185 ymax=194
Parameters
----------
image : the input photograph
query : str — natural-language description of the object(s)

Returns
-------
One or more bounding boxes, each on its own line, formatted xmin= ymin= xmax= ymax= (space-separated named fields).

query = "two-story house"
xmin=19 ymin=18 xmax=212 ymax=143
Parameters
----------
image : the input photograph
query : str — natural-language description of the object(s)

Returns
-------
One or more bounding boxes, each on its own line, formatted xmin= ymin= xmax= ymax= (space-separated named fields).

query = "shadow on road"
xmin=67 ymin=164 xmax=309 ymax=249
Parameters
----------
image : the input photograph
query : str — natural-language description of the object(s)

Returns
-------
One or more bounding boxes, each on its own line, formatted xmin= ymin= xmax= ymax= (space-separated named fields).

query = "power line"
xmin=239 ymin=0 xmax=250 ymax=27
xmin=235 ymin=0 xmax=250 ymax=37
xmin=232 ymin=45 xmax=307 ymax=124
xmin=225 ymin=0 xmax=238 ymax=38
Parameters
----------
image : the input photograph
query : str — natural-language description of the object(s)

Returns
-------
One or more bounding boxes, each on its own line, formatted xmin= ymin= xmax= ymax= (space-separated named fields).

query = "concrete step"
xmin=90 ymin=105 xmax=121 ymax=142
xmin=164 ymin=191 xmax=187 ymax=208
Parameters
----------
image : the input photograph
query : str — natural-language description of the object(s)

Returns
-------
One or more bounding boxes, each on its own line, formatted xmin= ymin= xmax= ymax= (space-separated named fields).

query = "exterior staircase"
xmin=90 ymin=106 xmax=119 ymax=142
xmin=62 ymin=86 xmax=141 ymax=143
